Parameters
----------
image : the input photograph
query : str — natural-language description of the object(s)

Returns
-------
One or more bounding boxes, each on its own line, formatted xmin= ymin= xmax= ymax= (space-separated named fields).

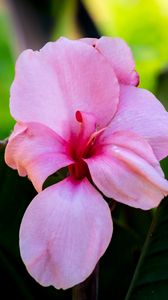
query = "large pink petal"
xmin=108 ymin=85 xmax=168 ymax=160
xmin=5 ymin=122 xmax=72 ymax=192
xmin=19 ymin=177 xmax=112 ymax=289
xmin=81 ymin=37 xmax=139 ymax=86
xmin=86 ymin=131 xmax=168 ymax=210
xmin=10 ymin=38 xmax=119 ymax=139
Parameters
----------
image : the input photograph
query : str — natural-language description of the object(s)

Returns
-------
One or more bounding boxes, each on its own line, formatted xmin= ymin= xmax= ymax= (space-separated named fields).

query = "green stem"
xmin=125 ymin=207 xmax=160 ymax=300
xmin=72 ymin=264 xmax=99 ymax=300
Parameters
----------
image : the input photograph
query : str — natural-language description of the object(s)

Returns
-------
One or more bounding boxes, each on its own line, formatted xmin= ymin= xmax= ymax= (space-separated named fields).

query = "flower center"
xmin=68 ymin=134 xmax=95 ymax=180
xmin=68 ymin=111 xmax=105 ymax=180
xmin=68 ymin=160 xmax=90 ymax=180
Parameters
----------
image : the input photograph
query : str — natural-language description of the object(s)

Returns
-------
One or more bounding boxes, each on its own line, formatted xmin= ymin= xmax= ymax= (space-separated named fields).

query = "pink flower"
xmin=5 ymin=37 xmax=168 ymax=289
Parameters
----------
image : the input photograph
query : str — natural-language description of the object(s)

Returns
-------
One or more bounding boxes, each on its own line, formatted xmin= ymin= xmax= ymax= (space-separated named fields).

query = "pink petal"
xmin=86 ymin=131 xmax=168 ymax=210
xmin=5 ymin=122 xmax=72 ymax=192
xmin=81 ymin=37 xmax=139 ymax=86
xmin=108 ymin=85 xmax=168 ymax=160
xmin=97 ymin=131 xmax=164 ymax=175
xmin=19 ymin=178 xmax=112 ymax=289
xmin=10 ymin=38 xmax=119 ymax=139
xmin=80 ymin=38 xmax=98 ymax=46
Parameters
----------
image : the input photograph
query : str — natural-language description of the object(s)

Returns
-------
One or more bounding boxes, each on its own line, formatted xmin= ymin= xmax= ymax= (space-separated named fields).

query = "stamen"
xmin=86 ymin=127 xmax=106 ymax=149
xmin=75 ymin=111 xmax=83 ymax=123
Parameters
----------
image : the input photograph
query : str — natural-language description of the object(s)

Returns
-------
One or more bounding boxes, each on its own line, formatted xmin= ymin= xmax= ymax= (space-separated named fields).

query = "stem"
xmin=72 ymin=264 xmax=99 ymax=300
xmin=125 ymin=207 xmax=160 ymax=300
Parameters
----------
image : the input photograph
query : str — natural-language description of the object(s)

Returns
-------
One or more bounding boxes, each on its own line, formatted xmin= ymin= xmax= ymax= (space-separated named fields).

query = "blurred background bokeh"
xmin=1 ymin=0 xmax=168 ymax=139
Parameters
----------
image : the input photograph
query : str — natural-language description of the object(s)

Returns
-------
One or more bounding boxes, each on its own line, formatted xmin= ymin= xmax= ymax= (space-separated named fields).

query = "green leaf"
xmin=125 ymin=197 xmax=168 ymax=300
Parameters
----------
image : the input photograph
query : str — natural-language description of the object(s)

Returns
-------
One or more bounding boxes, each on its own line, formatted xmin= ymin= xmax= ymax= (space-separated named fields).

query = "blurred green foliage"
xmin=83 ymin=0 xmax=168 ymax=91
xmin=52 ymin=0 xmax=80 ymax=39
xmin=0 ymin=11 xmax=15 ymax=139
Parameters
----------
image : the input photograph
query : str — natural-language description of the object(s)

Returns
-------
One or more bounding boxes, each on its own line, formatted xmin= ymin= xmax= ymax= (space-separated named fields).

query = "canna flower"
xmin=5 ymin=37 xmax=168 ymax=289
